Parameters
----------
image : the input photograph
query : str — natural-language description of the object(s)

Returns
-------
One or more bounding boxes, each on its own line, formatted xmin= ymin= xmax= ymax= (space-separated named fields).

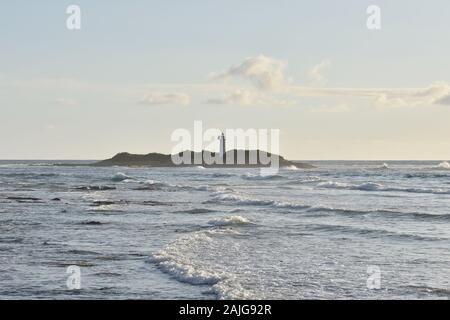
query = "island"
xmin=93 ymin=150 xmax=314 ymax=169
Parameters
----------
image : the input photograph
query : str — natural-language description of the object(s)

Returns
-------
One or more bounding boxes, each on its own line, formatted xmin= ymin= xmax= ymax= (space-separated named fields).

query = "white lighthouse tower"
xmin=218 ymin=132 xmax=226 ymax=160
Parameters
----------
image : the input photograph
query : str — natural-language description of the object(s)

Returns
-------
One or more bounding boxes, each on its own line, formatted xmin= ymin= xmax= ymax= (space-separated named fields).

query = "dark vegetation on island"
xmin=92 ymin=150 xmax=314 ymax=169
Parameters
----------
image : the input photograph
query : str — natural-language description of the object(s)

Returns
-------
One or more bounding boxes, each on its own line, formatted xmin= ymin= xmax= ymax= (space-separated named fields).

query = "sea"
xmin=0 ymin=160 xmax=449 ymax=299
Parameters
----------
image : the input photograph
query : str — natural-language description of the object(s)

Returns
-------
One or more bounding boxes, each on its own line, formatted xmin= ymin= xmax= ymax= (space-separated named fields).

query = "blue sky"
xmin=1 ymin=1 xmax=450 ymax=159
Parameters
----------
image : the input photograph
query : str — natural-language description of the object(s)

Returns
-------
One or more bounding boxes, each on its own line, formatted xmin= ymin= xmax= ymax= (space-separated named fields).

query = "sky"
xmin=1 ymin=0 xmax=450 ymax=160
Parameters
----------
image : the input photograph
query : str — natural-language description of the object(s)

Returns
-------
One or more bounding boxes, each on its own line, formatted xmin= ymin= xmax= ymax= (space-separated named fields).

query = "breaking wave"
xmin=376 ymin=163 xmax=390 ymax=170
xmin=435 ymin=161 xmax=450 ymax=169
xmin=283 ymin=165 xmax=299 ymax=171
xmin=111 ymin=172 xmax=133 ymax=182
xmin=208 ymin=215 xmax=253 ymax=226
xmin=206 ymin=191 xmax=311 ymax=210
xmin=134 ymin=179 xmax=228 ymax=193
xmin=148 ymin=229 xmax=254 ymax=299
xmin=205 ymin=190 xmax=450 ymax=221
xmin=285 ymin=176 xmax=323 ymax=185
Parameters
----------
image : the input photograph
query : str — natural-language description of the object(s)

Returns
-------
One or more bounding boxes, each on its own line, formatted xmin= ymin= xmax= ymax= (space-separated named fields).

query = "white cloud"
xmin=210 ymin=56 xmax=450 ymax=109
xmin=308 ymin=60 xmax=331 ymax=85
xmin=210 ymin=54 xmax=288 ymax=91
xmin=289 ymin=81 xmax=450 ymax=108
xmin=139 ymin=92 xmax=190 ymax=106
xmin=206 ymin=89 xmax=294 ymax=106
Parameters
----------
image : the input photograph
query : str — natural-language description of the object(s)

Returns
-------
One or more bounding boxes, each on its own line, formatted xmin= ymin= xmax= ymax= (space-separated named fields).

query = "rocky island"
xmin=93 ymin=150 xmax=314 ymax=169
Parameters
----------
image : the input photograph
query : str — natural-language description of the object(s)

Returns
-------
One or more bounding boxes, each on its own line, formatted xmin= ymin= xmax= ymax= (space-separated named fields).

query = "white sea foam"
xmin=111 ymin=172 xmax=133 ymax=182
xmin=355 ymin=182 xmax=384 ymax=191
xmin=144 ymin=179 xmax=174 ymax=188
xmin=317 ymin=181 xmax=350 ymax=189
xmin=148 ymin=230 xmax=255 ymax=299
xmin=283 ymin=165 xmax=299 ymax=171
xmin=207 ymin=190 xmax=310 ymax=210
xmin=378 ymin=163 xmax=389 ymax=170
xmin=208 ymin=191 xmax=276 ymax=206
xmin=286 ymin=176 xmax=323 ymax=184
xmin=436 ymin=161 xmax=450 ymax=169
xmin=148 ymin=232 xmax=221 ymax=285
xmin=208 ymin=215 xmax=252 ymax=226
xmin=242 ymin=173 xmax=284 ymax=181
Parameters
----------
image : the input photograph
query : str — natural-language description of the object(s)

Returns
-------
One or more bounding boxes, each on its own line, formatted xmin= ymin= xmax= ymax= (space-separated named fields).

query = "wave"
xmin=148 ymin=229 xmax=254 ymax=299
xmin=134 ymin=179 xmax=229 ymax=193
xmin=307 ymin=223 xmax=444 ymax=241
xmin=111 ymin=172 xmax=133 ymax=182
xmin=178 ymin=208 xmax=217 ymax=214
xmin=208 ymin=215 xmax=253 ymax=227
xmin=435 ymin=161 xmax=450 ymax=169
xmin=286 ymin=176 xmax=323 ymax=185
xmin=79 ymin=220 xmax=105 ymax=225
xmin=75 ymin=185 xmax=116 ymax=191
xmin=206 ymin=190 xmax=450 ymax=221
xmin=405 ymin=172 xmax=449 ymax=179
xmin=318 ymin=181 xmax=383 ymax=191
xmin=205 ymin=191 xmax=275 ymax=206
xmin=0 ymin=172 xmax=60 ymax=178
xmin=134 ymin=179 xmax=178 ymax=191
xmin=307 ymin=206 xmax=450 ymax=221
xmin=377 ymin=163 xmax=390 ymax=170
xmin=209 ymin=173 xmax=236 ymax=178
xmin=6 ymin=196 xmax=42 ymax=202
xmin=317 ymin=181 xmax=450 ymax=195
xmin=148 ymin=233 xmax=223 ymax=285
xmin=206 ymin=191 xmax=311 ymax=210
xmin=401 ymin=285 xmax=450 ymax=298
xmin=242 ymin=173 xmax=285 ymax=181
xmin=283 ymin=165 xmax=299 ymax=171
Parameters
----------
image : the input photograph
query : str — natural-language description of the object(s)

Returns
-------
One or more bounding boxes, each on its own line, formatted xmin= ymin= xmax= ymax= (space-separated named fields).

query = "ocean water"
xmin=0 ymin=160 xmax=449 ymax=299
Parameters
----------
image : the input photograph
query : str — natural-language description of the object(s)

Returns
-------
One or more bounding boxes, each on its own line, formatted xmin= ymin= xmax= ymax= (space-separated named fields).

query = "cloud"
xmin=206 ymin=89 xmax=295 ymax=106
xmin=206 ymin=89 xmax=257 ymax=105
xmin=308 ymin=60 xmax=331 ymax=85
xmin=307 ymin=103 xmax=350 ymax=113
xmin=209 ymin=55 xmax=450 ymax=109
xmin=210 ymin=54 xmax=288 ymax=91
xmin=434 ymin=94 xmax=450 ymax=106
xmin=289 ymin=81 xmax=450 ymax=108
xmin=139 ymin=92 xmax=190 ymax=106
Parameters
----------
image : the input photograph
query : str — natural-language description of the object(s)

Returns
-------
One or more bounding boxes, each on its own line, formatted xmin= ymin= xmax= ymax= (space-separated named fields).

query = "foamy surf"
xmin=435 ymin=161 xmax=450 ymax=169
xmin=111 ymin=172 xmax=133 ymax=182
xmin=2 ymin=159 xmax=449 ymax=299
xmin=148 ymin=229 xmax=255 ymax=299
xmin=242 ymin=173 xmax=285 ymax=181
xmin=208 ymin=215 xmax=253 ymax=226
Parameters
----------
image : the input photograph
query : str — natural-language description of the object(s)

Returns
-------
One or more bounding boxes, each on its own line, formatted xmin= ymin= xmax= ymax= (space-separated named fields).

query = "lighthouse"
xmin=218 ymin=132 xmax=226 ymax=161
